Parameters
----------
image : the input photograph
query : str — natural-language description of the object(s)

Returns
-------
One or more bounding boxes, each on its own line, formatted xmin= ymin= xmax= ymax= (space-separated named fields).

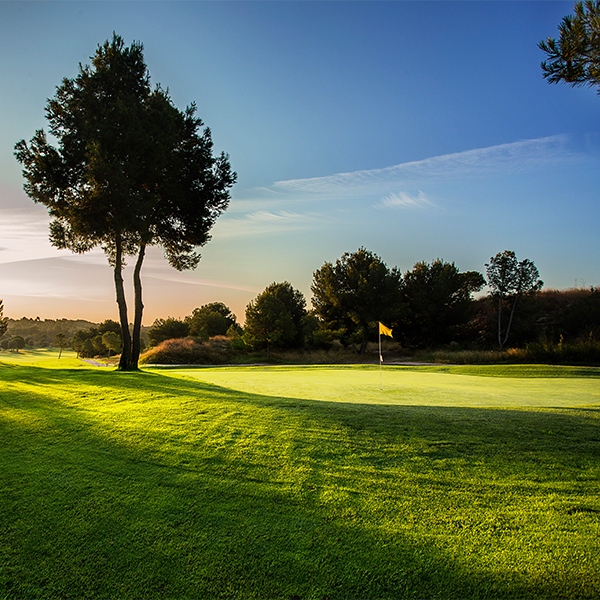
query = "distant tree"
xmin=9 ymin=336 xmax=25 ymax=353
xmin=102 ymin=331 xmax=122 ymax=357
xmin=540 ymin=1 xmax=600 ymax=93
xmin=244 ymin=292 xmax=296 ymax=358
xmin=81 ymin=338 xmax=95 ymax=359
xmin=401 ymin=260 xmax=485 ymax=347
xmin=98 ymin=320 xmax=121 ymax=336
xmin=72 ymin=326 xmax=105 ymax=358
xmin=148 ymin=317 xmax=189 ymax=346
xmin=186 ymin=302 xmax=237 ymax=338
xmin=72 ymin=329 xmax=89 ymax=358
xmin=92 ymin=335 xmax=108 ymax=356
xmin=0 ymin=300 xmax=7 ymax=338
xmin=5 ymin=318 xmax=94 ymax=348
xmin=301 ymin=311 xmax=336 ymax=350
xmin=261 ymin=282 xmax=307 ymax=348
xmin=485 ymin=250 xmax=543 ymax=348
xmin=311 ymin=248 xmax=402 ymax=353
xmin=54 ymin=333 xmax=67 ymax=359
xmin=15 ymin=34 xmax=235 ymax=371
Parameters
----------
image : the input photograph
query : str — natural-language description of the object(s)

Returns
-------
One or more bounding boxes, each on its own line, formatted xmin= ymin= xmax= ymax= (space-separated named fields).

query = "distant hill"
xmin=3 ymin=318 xmax=97 ymax=347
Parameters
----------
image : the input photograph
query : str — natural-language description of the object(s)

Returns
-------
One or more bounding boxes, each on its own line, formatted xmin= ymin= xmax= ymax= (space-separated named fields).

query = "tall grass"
xmin=414 ymin=340 xmax=600 ymax=366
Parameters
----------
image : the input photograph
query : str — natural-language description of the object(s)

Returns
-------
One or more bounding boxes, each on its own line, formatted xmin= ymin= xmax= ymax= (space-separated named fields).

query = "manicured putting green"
xmin=155 ymin=364 xmax=600 ymax=408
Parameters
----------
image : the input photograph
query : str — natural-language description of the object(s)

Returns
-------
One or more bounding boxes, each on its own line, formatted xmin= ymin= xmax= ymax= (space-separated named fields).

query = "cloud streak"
xmin=380 ymin=190 xmax=434 ymax=209
xmin=238 ymin=135 xmax=582 ymax=206
xmin=213 ymin=210 xmax=322 ymax=238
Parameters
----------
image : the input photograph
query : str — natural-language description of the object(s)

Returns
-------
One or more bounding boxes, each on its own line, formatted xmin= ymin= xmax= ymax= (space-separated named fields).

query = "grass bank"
xmin=1 ymin=352 xmax=599 ymax=598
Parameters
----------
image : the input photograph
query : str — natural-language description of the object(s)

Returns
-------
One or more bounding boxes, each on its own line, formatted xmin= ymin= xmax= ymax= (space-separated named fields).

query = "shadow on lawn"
xmin=1 ymin=365 xmax=599 ymax=599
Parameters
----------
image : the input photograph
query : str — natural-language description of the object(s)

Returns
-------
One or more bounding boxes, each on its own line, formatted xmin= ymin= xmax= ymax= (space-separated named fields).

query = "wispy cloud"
xmin=237 ymin=135 xmax=581 ymax=208
xmin=0 ymin=256 xmax=110 ymax=300
xmin=213 ymin=210 xmax=321 ymax=238
xmin=380 ymin=191 xmax=434 ymax=209
xmin=0 ymin=208 xmax=69 ymax=265
xmin=143 ymin=272 xmax=259 ymax=294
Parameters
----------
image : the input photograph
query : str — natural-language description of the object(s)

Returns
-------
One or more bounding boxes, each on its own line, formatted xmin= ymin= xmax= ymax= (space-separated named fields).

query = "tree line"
xmin=1 ymin=249 xmax=598 ymax=361
xmin=141 ymin=247 xmax=597 ymax=360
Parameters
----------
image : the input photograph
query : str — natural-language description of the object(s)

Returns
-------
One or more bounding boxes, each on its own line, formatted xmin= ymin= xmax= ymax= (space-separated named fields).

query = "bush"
xmin=525 ymin=338 xmax=600 ymax=365
xmin=139 ymin=336 xmax=232 ymax=365
xmin=148 ymin=318 xmax=189 ymax=346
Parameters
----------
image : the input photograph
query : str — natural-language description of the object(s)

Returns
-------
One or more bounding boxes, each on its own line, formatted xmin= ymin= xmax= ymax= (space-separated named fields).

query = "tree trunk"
xmin=131 ymin=243 xmax=146 ymax=369
xmin=114 ymin=233 xmax=133 ymax=370
xmin=359 ymin=326 xmax=369 ymax=355
xmin=502 ymin=294 xmax=519 ymax=348
xmin=497 ymin=295 xmax=504 ymax=348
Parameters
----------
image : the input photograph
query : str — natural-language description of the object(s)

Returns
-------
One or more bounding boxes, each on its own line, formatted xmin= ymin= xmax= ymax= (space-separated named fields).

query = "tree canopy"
xmin=244 ymin=282 xmax=307 ymax=355
xmin=485 ymin=250 xmax=543 ymax=348
xmin=148 ymin=318 xmax=190 ymax=347
xmin=0 ymin=301 xmax=7 ymax=339
xmin=15 ymin=34 xmax=235 ymax=370
xmin=540 ymin=1 xmax=600 ymax=92
xmin=311 ymin=248 xmax=402 ymax=353
xmin=186 ymin=302 xmax=238 ymax=339
xmin=400 ymin=260 xmax=485 ymax=347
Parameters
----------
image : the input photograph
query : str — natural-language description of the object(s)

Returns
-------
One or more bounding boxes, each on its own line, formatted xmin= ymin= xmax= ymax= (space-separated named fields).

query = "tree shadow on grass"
xmin=0 ymin=366 xmax=599 ymax=598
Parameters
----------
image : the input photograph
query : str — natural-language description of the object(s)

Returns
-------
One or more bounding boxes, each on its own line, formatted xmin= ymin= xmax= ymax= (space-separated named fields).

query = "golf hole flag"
xmin=378 ymin=322 xmax=392 ymax=389
xmin=379 ymin=322 xmax=393 ymax=338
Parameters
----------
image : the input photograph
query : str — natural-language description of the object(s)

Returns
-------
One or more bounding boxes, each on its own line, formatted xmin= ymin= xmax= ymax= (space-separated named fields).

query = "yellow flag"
xmin=379 ymin=322 xmax=393 ymax=337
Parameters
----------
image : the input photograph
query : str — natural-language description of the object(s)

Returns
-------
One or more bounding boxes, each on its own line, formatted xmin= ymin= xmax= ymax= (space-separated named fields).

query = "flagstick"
xmin=379 ymin=331 xmax=383 ymax=390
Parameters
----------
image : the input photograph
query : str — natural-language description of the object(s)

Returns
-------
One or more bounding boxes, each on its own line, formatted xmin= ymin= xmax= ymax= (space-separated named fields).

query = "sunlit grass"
xmin=0 ymin=348 xmax=84 ymax=369
xmin=159 ymin=363 xmax=600 ymax=408
xmin=1 ymin=352 xmax=599 ymax=598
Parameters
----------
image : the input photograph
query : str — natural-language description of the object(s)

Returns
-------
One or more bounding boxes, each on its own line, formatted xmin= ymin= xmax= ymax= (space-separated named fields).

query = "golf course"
xmin=1 ymin=350 xmax=599 ymax=599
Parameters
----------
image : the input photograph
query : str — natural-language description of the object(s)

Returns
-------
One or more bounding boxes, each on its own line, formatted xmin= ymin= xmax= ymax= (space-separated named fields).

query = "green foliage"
xmin=14 ymin=33 xmax=235 ymax=370
xmin=54 ymin=333 xmax=68 ymax=359
xmin=537 ymin=287 xmax=600 ymax=342
xmin=1 ymin=317 xmax=92 ymax=348
xmin=101 ymin=331 xmax=122 ymax=357
xmin=0 ymin=300 xmax=7 ymax=338
xmin=400 ymin=259 xmax=485 ymax=347
xmin=244 ymin=294 xmax=295 ymax=354
xmin=70 ymin=320 xmax=122 ymax=358
xmin=525 ymin=337 xmax=600 ymax=365
xmin=540 ymin=1 xmax=600 ymax=92
xmin=244 ymin=282 xmax=307 ymax=353
xmin=148 ymin=317 xmax=189 ymax=347
xmin=311 ymin=247 xmax=402 ymax=353
xmin=486 ymin=250 xmax=543 ymax=348
xmin=6 ymin=336 xmax=26 ymax=352
xmin=140 ymin=336 xmax=231 ymax=364
xmin=185 ymin=302 xmax=237 ymax=338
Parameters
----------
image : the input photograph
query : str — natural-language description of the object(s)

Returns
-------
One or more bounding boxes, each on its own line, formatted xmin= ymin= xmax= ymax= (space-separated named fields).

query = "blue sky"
xmin=1 ymin=1 xmax=599 ymax=324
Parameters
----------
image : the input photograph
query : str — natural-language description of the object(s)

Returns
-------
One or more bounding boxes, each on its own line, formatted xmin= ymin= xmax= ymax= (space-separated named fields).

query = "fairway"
xmin=1 ymin=353 xmax=599 ymax=599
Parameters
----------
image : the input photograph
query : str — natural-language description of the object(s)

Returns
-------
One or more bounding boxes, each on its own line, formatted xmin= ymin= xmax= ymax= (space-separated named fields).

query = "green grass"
xmin=1 ymin=351 xmax=599 ymax=599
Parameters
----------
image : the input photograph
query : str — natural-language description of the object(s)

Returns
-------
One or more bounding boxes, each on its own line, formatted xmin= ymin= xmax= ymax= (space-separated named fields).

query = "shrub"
xmin=139 ymin=336 xmax=232 ymax=365
xmin=148 ymin=318 xmax=189 ymax=346
xmin=525 ymin=338 xmax=600 ymax=365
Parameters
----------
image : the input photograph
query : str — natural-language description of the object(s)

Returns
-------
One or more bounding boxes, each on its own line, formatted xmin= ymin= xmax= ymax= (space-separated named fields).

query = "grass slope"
xmin=0 ymin=352 xmax=599 ymax=599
